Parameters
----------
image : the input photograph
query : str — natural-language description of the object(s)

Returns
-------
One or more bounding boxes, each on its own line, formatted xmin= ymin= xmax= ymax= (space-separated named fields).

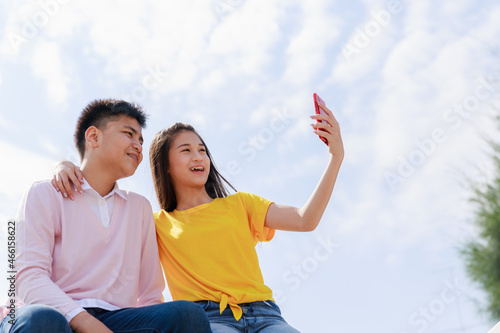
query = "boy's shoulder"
xmin=117 ymin=188 xmax=153 ymax=208
xmin=25 ymin=180 xmax=152 ymax=208
xmin=27 ymin=179 xmax=58 ymax=195
xmin=119 ymin=188 xmax=147 ymax=200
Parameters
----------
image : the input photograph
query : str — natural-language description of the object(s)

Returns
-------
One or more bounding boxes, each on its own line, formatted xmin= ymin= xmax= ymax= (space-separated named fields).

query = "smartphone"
xmin=313 ymin=93 xmax=328 ymax=144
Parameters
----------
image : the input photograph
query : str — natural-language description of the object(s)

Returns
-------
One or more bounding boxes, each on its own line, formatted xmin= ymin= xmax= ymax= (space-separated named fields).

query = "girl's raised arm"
xmin=264 ymin=102 xmax=344 ymax=232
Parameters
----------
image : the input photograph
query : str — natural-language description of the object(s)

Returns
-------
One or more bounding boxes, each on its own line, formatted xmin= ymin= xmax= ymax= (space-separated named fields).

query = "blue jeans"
xmin=196 ymin=300 xmax=300 ymax=333
xmin=0 ymin=301 xmax=211 ymax=333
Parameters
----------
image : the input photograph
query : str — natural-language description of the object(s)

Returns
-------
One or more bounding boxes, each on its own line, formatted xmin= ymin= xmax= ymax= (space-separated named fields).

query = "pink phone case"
xmin=313 ymin=93 xmax=328 ymax=144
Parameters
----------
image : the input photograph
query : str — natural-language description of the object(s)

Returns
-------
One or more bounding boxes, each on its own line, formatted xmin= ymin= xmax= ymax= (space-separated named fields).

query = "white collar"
xmin=81 ymin=178 xmax=127 ymax=200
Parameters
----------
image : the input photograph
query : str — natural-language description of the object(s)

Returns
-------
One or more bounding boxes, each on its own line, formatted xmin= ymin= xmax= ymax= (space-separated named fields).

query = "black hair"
xmin=74 ymin=99 xmax=147 ymax=160
xmin=150 ymin=122 xmax=236 ymax=212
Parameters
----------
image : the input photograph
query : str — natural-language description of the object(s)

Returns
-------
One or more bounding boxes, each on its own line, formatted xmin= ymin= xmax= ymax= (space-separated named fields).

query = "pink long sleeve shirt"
xmin=8 ymin=179 xmax=165 ymax=321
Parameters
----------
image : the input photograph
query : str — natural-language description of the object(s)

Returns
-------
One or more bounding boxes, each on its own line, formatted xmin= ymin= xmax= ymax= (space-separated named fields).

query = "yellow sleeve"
xmin=238 ymin=192 xmax=275 ymax=243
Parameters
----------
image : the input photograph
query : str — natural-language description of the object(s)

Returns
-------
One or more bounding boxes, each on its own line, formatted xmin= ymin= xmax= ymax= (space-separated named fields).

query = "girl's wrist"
xmin=328 ymin=154 xmax=343 ymax=168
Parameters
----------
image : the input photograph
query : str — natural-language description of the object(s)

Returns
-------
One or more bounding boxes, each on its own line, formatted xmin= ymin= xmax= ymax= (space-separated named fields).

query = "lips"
xmin=190 ymin=166 xmax=204 ymax=172
xmin=127 ymin=152 xmax=140 ymax=163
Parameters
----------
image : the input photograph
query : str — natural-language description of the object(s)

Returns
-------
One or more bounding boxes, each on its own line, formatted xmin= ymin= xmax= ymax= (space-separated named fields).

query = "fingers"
xmin=310 ymin=117 xmax=340 ymax=136
xmin=311 ymin=124 xmax=336 ymax=144
xmin=57 ymin=172 xmax=74 ymax=200
xmin=311 ymin=120 xmax=339 ymax=132
xmin=51 ymin=177 xmax=60 ymax=192
xmin=312 ymin=125 xmax=344 ymax=158
xmin=52 ymin=164 xmax=84 ymax=200
xmin=74 ymin=166 xmax=84 ymax=193
xmin=66 ymin=169 xmax=84 ymax=196
xmin=312 ymin=103 xmax=340 ymax=128
xmin=310 ymin=104 xmax=344 ymax=158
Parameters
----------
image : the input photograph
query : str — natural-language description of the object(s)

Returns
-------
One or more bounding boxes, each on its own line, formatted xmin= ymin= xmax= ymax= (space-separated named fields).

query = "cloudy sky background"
xmin=1 ymin=0 xmax=500 ymax=332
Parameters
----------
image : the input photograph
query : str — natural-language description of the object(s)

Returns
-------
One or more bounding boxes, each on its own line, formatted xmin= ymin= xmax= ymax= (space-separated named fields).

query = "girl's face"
xmin=168 ymin=130 xmax=211 ymax=191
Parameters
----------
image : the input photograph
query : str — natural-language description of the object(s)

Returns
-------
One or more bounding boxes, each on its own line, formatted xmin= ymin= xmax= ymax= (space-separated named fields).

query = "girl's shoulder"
xmin=225 ymin=191 xmax=258 ymax=202
xmin=225 ymin=192 xmax=272 ymax=208
xmin=153 ymin=209 xmax=167 ymax=220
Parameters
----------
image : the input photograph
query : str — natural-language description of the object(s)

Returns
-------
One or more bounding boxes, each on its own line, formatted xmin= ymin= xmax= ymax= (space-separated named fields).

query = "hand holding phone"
xmin=313 ymin=93 xmax=328 ymax=145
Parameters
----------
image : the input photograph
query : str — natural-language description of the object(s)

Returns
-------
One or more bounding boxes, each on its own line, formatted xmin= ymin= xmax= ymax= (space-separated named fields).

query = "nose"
xmin=192 ymin=150 xmax=203 ymax=161
xmin=132 ymin=140 xmax=143 ymax=153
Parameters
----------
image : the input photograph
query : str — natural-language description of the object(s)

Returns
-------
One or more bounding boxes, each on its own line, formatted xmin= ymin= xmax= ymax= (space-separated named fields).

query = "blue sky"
xmin=1 ymin=0 xmax=500 ymax=332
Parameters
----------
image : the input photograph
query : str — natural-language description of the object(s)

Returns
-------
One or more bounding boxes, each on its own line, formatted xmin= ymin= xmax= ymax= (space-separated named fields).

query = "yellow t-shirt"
xmin=154 ymin=192 xmax=275 ymax=320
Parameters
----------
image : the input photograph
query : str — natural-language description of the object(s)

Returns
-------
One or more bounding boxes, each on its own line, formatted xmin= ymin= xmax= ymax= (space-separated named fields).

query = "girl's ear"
xmin=85 ymin=126 xmax=100 ymax=149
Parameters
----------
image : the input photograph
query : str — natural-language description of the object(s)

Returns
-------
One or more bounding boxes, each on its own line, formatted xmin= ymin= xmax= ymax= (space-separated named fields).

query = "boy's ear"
xmin=85 ymin=126 xmax=100 ymax=149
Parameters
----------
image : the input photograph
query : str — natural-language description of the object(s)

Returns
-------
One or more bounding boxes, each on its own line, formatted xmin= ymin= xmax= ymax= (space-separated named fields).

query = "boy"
xmin=0 ymin=99 xmax=211 ymax=333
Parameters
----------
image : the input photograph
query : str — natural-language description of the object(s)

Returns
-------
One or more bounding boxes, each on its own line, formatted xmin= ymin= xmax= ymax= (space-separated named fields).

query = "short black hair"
xmin=74 ymin=99 xmax=147 ymax=160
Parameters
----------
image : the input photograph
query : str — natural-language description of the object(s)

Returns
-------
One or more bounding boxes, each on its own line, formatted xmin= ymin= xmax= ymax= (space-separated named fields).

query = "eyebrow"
xmin=125 ymin=125 xmax=144 ymax=144
xmin=176 ymin=143 xmax=205 ymax=149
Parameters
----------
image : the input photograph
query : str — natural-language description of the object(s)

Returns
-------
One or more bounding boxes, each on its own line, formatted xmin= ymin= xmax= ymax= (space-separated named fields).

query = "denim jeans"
xmin=0 ymin=301 xmax=212 ymax=333
xmin=196 ymin=300 xmax=300 ymax=333
xmin=0 ymin=305 xmax=71 ymax=333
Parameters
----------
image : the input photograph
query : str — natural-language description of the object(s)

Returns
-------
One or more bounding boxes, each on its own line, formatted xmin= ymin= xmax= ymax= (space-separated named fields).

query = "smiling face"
xmin=93 ymin=115 xmax=144 ymax=179
xmin=167 ymin=130 xmax=211 ymax=191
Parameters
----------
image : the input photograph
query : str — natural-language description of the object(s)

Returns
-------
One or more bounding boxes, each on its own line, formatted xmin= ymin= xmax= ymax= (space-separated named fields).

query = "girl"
xmin=53 ymin=102 xmax=344 ymax=332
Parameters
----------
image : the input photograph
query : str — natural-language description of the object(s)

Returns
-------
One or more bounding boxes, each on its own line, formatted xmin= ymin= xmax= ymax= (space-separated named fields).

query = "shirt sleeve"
xmin=15 ymin=181 xmax=82 ymax=320
xmin=240 ymin=192 xmax=276 ymax=243
xmin=136 ymin=198 xmax=165 ymax=306
xmin=65 ymin=307 xmax=86 ymax=322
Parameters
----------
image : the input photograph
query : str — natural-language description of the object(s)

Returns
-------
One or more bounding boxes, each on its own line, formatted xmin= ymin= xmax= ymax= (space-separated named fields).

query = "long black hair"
xmin=149 ymin=122 xmax=236 ymax=212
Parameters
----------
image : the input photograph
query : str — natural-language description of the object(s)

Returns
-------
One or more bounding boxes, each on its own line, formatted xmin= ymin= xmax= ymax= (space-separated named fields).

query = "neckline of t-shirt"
xmin=172 ymin=198 xmax=219 ymax=215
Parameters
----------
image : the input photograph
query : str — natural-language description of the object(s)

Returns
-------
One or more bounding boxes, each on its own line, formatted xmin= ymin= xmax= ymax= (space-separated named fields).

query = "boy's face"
xmin=96 ymin=115 xmax=144 ymax=179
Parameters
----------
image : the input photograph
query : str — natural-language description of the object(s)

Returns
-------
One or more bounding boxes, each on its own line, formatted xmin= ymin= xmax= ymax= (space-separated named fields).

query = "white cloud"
xmin=473 ymin=5 xmax=500 ymax=43
xmin=369 ymin=30 xmax=452 ymax=165
xmin=30 ymin=41 xmax=70 ymax=106
xmin=318 ymin=1 xmax=500 ymax=264
xmin=365 ymin=2 xmax=500 ymax=173
xmin=84 ymin=2 xmax=153 ymax=76
xmin=199 ymin=69 xmax=225 ymax=93
xmin=281 ymin=2 xmax=342 ymax=86
xmin=256 ymin=152 xmax=328 ymax=190
xmin=331 ymin=1 xmax=402 ymax=84
xmin=0 ymin=140 xmax=56 ymax=224
xmin=0 ymin=1 xmax=80 ymax=56
xmin=0 ymin=3 xmax=41 ymax=55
